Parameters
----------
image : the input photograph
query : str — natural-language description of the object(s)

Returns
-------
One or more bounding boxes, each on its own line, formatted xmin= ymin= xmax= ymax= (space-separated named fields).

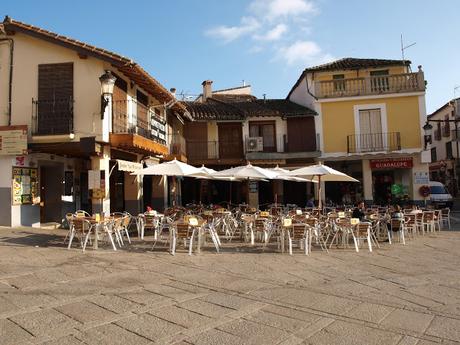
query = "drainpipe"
xmin=0 ymin=37 xmax=14 ymax=126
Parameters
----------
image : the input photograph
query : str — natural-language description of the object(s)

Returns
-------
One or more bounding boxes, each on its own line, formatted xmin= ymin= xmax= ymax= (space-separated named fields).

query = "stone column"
xmin=91 ymin=146 xmax=110 ymax=215
xmin=362 ymin=159 xmax=373 ymax=204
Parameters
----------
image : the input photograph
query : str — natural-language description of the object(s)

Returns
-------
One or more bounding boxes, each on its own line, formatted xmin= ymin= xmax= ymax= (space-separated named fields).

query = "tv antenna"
xmin=400 ymin=34 xmax=416 ymax=66
xmin=454 ymin=85 xmax=460 ymax=99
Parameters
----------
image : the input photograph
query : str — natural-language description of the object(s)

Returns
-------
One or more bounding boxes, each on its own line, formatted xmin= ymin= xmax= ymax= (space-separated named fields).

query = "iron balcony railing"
xmin=112 ymin=99 xmax=167 ymax=145
xmin=347 ymin=132 xmax=401 ymax=154
xmin=32 ymin=97 xmax=74 ymax=135
xmin=186 ymin=140 xmax=245 ymax=161
xmin=314 ymin=71 xmax=425 ymax=98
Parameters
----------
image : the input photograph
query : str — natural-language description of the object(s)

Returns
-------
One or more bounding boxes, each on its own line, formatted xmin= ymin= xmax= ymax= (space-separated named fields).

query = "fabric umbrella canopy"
xmin=267 ymin=166 xmax=312 ymax=182
xmin=131 ymin=158 xmax=201 ymax=176
xmin=286 ymin=163 xmax=359 ymax=208
xmin=131 ymin=158 xmax=201 ymax=207
xmin=213 ymin=163 xmax=279 ymax=180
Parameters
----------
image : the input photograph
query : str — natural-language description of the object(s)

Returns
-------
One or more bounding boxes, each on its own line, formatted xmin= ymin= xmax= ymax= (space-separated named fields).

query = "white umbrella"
xmin=287 ymin=163 xmax=359 ymax=208
xmin=213 ymin=163 xmax=278 ymax=180
xmin=131 ymin=158 xmax=200 ymax=176
xmin=267 ymin=166 xmax=312 ymax=182
xmin=131 ymin=158 xmax=201 ymax=207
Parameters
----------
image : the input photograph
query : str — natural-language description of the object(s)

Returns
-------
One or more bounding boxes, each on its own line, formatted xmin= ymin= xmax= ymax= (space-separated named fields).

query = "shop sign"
xmin=414 ymin=171 xmax=429 ymax=185
xmin=0 ymin=125 xmax=28 ymax=156
xmin=12 ymin=167 xmax=38 ymax=205
xmin=117 ymin=159 xmax=142 ymax=172
xmin=370 ymin=157 xmax=413 ymax=169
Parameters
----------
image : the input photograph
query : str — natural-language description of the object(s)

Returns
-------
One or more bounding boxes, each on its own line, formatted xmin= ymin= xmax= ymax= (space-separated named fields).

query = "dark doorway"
xmin=258 ymin=181 xmax=273 ymax=207
xmin=372 ymin=170 xmax=394 ymax=205
xmin=40 ymin=164 xmax=63 ymax=223
xmin=79 ymin=171 xmax=91 ymax=214
xmin=283 ymin=181 xmax=307 ymax=207
xmin=109 ymin=162 xmax=125 ymax=213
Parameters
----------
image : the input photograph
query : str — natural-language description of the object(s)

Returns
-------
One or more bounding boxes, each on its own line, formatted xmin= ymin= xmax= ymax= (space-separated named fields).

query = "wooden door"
xmin=218 ymin=123 xmax=243 ymax=159
xmin=287 ymin=117 xmax=316 ymax=152
xmin=40 ymin=165 xmax=63 ymax=223
xmin=184 ymin=122 xmax=208 ymax=160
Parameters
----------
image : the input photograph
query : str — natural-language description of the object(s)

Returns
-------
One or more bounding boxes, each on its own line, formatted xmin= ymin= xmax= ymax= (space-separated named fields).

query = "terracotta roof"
xmin=211 ymin=94 xmax=257 ymax=103
xmin=2 ymin=16 xmax=185 ymax=112
xmin=183 ymin=97 xmax=316 ymax=121
xmin=287 ymin=57 xmax=411 ymax=99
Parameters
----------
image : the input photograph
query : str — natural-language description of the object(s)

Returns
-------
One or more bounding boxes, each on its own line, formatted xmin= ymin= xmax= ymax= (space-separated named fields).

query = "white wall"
xmin=242 ymin=116 xmax=287 ymax=152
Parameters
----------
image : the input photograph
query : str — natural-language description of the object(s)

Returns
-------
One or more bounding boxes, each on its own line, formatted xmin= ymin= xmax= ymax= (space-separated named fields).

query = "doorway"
xmin=372 ymin=170 xmax=394 ymax=205
xmin=40 ymin=163 xmax=64 ymax=223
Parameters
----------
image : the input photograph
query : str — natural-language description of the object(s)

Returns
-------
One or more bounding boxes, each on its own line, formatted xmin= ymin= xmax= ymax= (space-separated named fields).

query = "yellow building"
xmin=288 ymin=58 xmax=430 ymax=205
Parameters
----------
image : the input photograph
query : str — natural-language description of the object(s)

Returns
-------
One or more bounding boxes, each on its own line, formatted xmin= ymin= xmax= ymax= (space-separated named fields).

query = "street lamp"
xmin=423 ymin=121 xmax=433 ymax=150
xmin=99 ymin=70 xmax=116 ymax=119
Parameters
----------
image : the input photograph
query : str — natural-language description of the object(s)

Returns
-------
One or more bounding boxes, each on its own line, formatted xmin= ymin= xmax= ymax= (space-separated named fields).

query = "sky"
xmin=3 ymin=0 xmax=459 ymax=113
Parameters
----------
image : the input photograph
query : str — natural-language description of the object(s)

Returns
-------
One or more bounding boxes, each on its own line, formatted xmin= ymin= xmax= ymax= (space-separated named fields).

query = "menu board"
xmin=12 ymin=167 xmax=38 ymax=205
xmin=0 ymin=125 xmax=28 ymax=156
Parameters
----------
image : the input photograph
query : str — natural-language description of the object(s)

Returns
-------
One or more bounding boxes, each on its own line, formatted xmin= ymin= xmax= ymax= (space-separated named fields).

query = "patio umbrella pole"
xmin=318 ymin=175 xmax=322 ymax=210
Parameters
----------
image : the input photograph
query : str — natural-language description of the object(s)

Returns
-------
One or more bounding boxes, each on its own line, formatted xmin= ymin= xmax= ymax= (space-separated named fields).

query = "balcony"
xmin=111 ymin=99 xmax=168 ymax=156
xmin=347 ymin=132 xmax=401 ymax=154
xmin=32 ymin=98 xmax=74 ymax=135
xmin=314 ymin=72 xmax=425 ymax=99
xmin=186 ymin=140 xmax=244 ymax=164
xmin=244 ymin=135 xmax=320 ymax=161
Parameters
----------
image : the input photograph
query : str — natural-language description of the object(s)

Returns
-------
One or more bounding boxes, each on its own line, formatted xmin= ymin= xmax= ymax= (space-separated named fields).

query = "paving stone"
xmin=116 ymin=313 xmax=185 ymax=342
xmin=149 ymin=305 xmax=211 ymax=328
xmin=200 ymin=292 xmax=264 ymax=311
xmin=217 ymin=318 xmax=291 ymax=344
xmin=41 ymin=335 xmax=85 ymax=345
xmin=9 ymin=308 xmax=79 ymax=338
xmin=87 ymin=294 xmax=143 ymax=314
xmin=0 ymin=296 xmax=20 ymax=314
xmin=3 ymin=290 xmax=57 ymax=309
xmin=56 ymin=300 xmax=117 ymax=324
xmin=305 ymin=320 xmax=402 ymax=345
xmin=244 ymin=310 xmax=308 ymax=332
xmin=261 ymin=305 xmax=320 ymax=323
xmin=178 ymin=299 xmax=234 ymax=318
xmin=345 ymin=302 xmax=394 ymax=324
xmin=187 ymin=328 xmax=246 ymax=345
xmin=0 ymin=318 xmax=34 ymax=345
xmin=116 ymin=289 xmax=173 ymax=307
xmin=144 ymin=284 xmax=202 ymax=302
xmin=79 ymin=323 xmax=152 ymax=345
xmin=380 ymin=309 xmax=434 ymax=334
xmin=425 ymin=316 xmax=460 ymax=342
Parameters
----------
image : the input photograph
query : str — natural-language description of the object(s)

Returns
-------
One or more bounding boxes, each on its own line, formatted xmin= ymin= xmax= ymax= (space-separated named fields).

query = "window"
xmin=446 ymin=141 xmax=453 ymax=159
xmin=249 ymin=121 xmax=276 ymax=152
xmin=358 ymin=109 xmax=383 ymax=151
xmin=333 ymin=74 xmax=345 ymax=92
xmin=37 ymin=63 xmax=74 ymax=135
xmin=431 ymin=147 xmax=437 ymax=162
xmin=370 ymin=69 xmax=389 ymax=92
xmin=136 ymin=90 xmax=148 ymax=106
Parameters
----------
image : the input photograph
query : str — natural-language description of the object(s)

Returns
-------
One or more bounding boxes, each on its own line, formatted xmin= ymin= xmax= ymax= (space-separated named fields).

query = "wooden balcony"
xmin=314 ymin=71 xmax=425 ymax=99
xmin=111 ymin=99 xmax=168 ymax=155
xmin=347 ymin=132 xmax=401 ymax=154
xmin=186 ymin=140 xmax=245 ymax=165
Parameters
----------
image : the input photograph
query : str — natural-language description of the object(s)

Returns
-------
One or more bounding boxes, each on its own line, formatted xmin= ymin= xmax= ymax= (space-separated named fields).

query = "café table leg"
xmin=197 ymin=227 xmax=202 ymax=254
xmin=280 ymin=229 xmax=285 ymax=253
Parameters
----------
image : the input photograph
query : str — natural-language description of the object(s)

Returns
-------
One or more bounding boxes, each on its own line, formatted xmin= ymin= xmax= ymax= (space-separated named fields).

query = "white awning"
xmin=117 ymin=159 xmax=143 ymax=172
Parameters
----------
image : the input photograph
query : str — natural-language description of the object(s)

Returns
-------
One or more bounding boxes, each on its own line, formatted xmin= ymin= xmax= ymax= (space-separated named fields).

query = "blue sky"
xmin=3 ymin=0 xmax=459 ymax=112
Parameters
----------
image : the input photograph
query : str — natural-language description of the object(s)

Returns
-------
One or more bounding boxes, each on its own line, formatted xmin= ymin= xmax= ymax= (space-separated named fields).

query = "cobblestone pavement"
xmin=1 ymin=226 xmax=460 ymax=345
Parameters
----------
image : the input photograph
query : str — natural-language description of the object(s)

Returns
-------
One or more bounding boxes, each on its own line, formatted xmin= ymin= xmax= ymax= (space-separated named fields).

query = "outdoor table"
xmin=82 ymin=215 xmax=116 ymax=250
xmin=189 ymin=218 xmax=207 ymax=254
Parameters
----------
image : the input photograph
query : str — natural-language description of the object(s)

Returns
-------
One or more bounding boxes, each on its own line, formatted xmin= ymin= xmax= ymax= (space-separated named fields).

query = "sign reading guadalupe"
xmin=0 ymin=125 xmax=28 ymax=156
xmin=370 ymin=157 xmax=413 ymax=169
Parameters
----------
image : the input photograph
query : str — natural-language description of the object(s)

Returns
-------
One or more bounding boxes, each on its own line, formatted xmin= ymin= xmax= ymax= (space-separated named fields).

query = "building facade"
xmin=181 ymin=80 xmax=319 ymax=207
xmin=427 ymin=98 xmax=460 ymax=196
xmin=0 ymin=17 xmax=186 ymax=226
xmin=288 ymin=58 xmax=430 ymax=205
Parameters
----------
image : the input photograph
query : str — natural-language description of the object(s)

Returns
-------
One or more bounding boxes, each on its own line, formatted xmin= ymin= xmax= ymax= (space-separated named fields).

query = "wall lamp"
xmin=423 ymin=121 xmax=433 ymax=150
xmin=99 ymin=70 xmax=116 ymax=119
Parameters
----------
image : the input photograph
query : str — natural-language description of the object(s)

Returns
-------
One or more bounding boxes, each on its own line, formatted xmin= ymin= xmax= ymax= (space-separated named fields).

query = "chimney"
xmin=202 ymin=80 xmax=213 ymax=101
xmin=170 ymin=87 xmax=176 ymax=98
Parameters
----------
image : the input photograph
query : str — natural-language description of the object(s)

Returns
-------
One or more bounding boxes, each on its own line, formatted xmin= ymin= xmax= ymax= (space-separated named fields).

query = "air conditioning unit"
xmin=246 ymin=137 xmax=263 ymax=152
